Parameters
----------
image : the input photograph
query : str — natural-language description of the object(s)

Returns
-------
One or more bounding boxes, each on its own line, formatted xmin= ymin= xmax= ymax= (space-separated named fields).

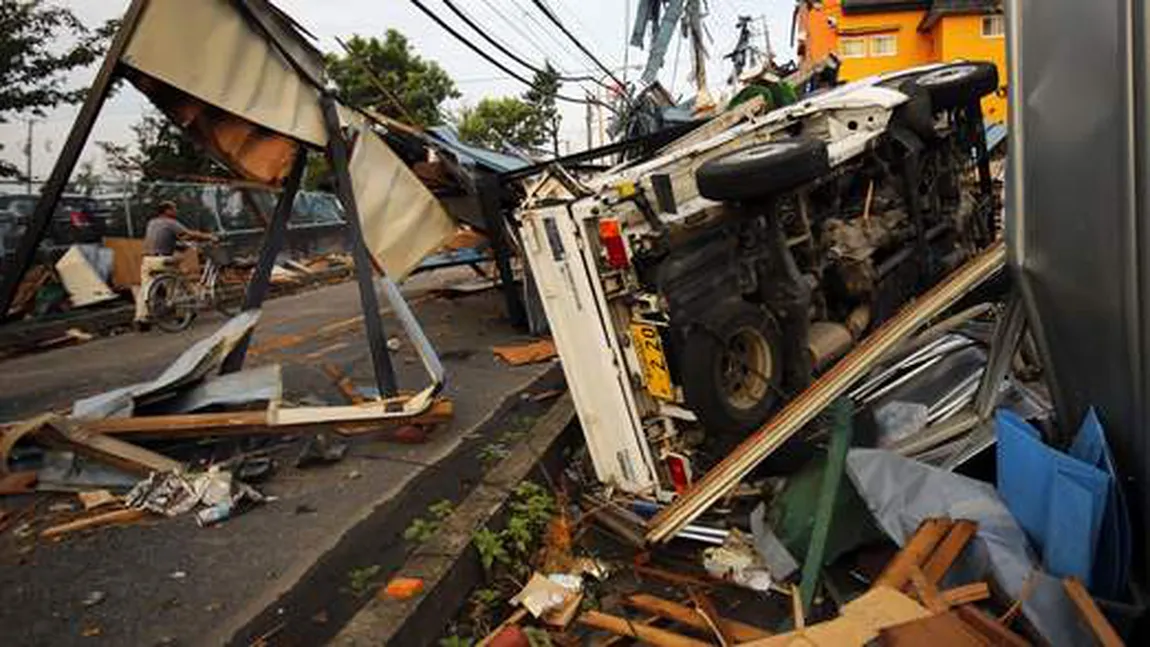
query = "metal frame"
xmin=0 ymin=0 xmax=421 ymax=403
xmin=0 ymin=0 xmax=151 ymax=318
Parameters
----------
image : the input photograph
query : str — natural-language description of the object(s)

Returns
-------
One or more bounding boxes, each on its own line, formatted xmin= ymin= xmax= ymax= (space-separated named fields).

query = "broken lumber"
xmin=38 ymin=417 xmax=182 ymax=476
xmin=40 ymin=508 xmax=148 ymax=539
xmin=922 ymin=519 xmax=978 ymax=584
xmin=75 ymin=398 xmax=454 ymax=439
xmin=877 ymin=610 xmax=992 ymax=646
xmin=874 ymin=518 xmax=953 ymax=590
xmin=939 ymin=582 xmax=991 ymax=607
xmin=578 ymin=610 xmax=712 ymax=647
xmin=952 ymin=606 xmax=1030 ymax=647
xmin=647 ymin=243 xmax=1006 ymax=543
xmin=1064 ymin=577 xmax=1123 ymax=647
xmin=743 ymin=586 xmax=930 ymax=647
xmin=907 ymin=567 xmax=947 ymax=614
xmin=625 ymin=593 xmax=771 ymax=642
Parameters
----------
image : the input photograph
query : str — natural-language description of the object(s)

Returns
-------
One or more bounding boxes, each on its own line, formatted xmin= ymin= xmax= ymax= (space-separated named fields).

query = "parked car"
xmin=0 ymin=194 xmax=111 ymax=262
xmin=518 ymin=62 xmax=1001 ymax=496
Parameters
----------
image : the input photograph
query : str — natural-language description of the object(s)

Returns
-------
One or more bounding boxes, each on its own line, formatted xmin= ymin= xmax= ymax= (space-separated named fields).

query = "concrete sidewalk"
xmin=0 ymin=272 xmax=558 ymax=646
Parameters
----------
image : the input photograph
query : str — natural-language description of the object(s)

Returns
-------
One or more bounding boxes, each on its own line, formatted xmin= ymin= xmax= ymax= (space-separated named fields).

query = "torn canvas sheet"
xmin=846 ymin=448 xmax=1093 ymax=646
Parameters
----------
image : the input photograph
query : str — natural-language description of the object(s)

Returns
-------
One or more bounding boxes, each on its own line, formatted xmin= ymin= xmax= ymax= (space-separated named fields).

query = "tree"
xmin=325 ymin=31 xmax=459 ymax=127
xmin=0 ymin=1 xmax=116 ymax=178
xmin=98 ymin=113 xmax=224 ymax=181
xmin=459 ymin=97 xmax=547 ymax=151
xmin=524 ymin=65 xmax=562 ymax=156
xmin=458 ymin=65 xmax=564 ymax=155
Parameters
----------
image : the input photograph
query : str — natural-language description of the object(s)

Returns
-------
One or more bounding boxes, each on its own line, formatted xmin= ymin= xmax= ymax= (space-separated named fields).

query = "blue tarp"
xmin=425 ymin=126 xmax=531 ymax=174
xmin=996 ymin=408 xmax=1129 ymax=597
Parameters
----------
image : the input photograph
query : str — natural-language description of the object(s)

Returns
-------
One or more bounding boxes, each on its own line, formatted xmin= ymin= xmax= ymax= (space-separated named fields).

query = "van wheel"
xmin=910 ymin=63 xmax=998 ymax=111
xmin=680 ymin=302 xmax=783 ymax=437
xmin=696 ymin=138 xmax=830 ymax=202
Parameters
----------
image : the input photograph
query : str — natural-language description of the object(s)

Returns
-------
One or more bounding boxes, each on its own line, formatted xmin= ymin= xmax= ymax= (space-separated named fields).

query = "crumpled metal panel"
xmin=1006 ymin=0 xmax=1150 ymax=573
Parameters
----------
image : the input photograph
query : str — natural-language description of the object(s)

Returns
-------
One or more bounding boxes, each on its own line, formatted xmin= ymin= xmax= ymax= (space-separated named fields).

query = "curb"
xmin=330 ymin=394 xmax=577 ymax=646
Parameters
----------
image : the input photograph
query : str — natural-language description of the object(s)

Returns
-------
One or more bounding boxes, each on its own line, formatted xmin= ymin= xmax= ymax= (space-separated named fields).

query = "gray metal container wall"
xmin=1006 ymin=0 xmax=1149 ymax=570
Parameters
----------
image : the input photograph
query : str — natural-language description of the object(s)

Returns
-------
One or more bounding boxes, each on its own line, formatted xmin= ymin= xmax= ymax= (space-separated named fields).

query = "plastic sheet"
xmin=847 ymin=448 xmax=1093 ymax=646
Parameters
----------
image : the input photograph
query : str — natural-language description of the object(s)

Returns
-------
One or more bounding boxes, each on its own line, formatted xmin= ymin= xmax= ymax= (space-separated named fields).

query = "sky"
xmin=0 ymin=0 xmax=796 ymax=180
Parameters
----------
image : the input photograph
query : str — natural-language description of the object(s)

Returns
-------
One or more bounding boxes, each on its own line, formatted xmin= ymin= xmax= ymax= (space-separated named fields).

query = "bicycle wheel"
xmin=147 ymin=274 xmax=197 ymax=333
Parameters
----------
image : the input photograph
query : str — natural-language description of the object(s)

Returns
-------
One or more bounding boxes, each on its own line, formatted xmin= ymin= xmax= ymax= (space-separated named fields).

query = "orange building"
xmin=795 ymin=0 xmax=1007 ymax=123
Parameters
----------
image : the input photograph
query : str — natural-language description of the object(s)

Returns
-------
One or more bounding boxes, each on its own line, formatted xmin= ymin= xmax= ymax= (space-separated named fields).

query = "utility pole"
xmin=24 ymin=119 xmax=35 ymax=193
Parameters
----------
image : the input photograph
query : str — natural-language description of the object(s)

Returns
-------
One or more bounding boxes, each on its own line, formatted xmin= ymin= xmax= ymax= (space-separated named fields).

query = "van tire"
xmin=680 ymin=302 xmax=783 ymax=437
xmin=910 ymin=63 xmax=998 ymax=111
xmin=696 ymin=138 xmax=830 ymax=202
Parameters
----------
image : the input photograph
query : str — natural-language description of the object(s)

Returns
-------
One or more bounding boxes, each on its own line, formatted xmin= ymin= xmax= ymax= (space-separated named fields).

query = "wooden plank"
xmin=743 ymin=587 xmax=930 ymax=647
xmin=647 ymin=243 xmax=1007 ymax=543
xmin=625 ymin=593 xmax=771 ymax=642
xmin=77 ymin=399 xmax=453 ymax=439
xmin=939 ymin=583 xmax=990 ymax=608
xmin=878 ymin=611 xmax=990 ymax=646
xmin=874 ymin=518 xmax=954 ymax=590
xmin=1064 ymin=577 xmax=1124 ymax=647
xmin=40 ymin=508 xmax=148 ymax=539
xmin=920 ymin=519 xmax=975 ymax=583
xmin=39 ymin=418 xmax=182 ymax=476
xmin=908 ymin=566 xmax=947 ymax=614
xmin=578 ymin=610 xmax=712 ymax=647
xmin=953 ymin=606 xmax=1030 ymax=647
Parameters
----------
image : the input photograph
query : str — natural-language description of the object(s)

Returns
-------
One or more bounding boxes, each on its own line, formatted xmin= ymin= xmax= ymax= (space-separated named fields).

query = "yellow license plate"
xmin=631 ymin=323 xmax=674 ymax=401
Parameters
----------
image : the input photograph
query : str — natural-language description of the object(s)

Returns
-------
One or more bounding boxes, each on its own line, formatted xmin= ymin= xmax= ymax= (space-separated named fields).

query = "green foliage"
xmin=347 ymin=564 xmax=381 ymax=596
xmin=473 ymin=527 xmax=510 ymax=572
xmin=0 ymin=1 xmax=116 ymax=177
xmin=325 ymin=31 xmax=459 ymax=127
xmin=439 ymin=635 xmax=473 ymax=647
xmin=459 ymin=97 xmax=546 ymax=151
xmin=404 ymin=499 xmax=455 ymax=544
xmin=523 ymin=65 xmax=562 ymax=156
xmin=99 ymin=112 xmax=224 ymax=181
xmin=471 ymin=481 xmax=556 ymax=574
xmin=458 ymin=65 xmax=563 ymax=154
xmin=478 ymin=442 xmax=511 ymax=466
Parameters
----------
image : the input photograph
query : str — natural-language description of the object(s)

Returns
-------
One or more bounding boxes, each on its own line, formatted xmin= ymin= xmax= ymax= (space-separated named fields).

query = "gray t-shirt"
xmin=143 ymin=217 xmax=189 ymax=256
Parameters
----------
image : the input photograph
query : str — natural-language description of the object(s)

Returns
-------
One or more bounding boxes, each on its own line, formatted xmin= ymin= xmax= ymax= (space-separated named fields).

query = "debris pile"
xmin=439 ymin=286 xmax=1134 ymax=645
xmin=0 ymin=311 xmax=452 ymax=543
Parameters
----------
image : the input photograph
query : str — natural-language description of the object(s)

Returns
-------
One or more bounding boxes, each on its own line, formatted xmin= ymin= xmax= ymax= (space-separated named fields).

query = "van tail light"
xmin=665 ymin=452 xmax=692 ymax=495
xmin=597 ymin=218 xmax=629 ymax=269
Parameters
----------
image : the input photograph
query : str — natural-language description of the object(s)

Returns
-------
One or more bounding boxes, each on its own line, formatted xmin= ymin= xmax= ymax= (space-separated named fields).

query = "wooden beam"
xmin=578 ymin=610 xmax=712 ymax=647
xmin=908 ymin=566 xmax=947 ymax=614
xmin=40 ymin=508 xmax=148 ymax=539
xmin=76 ymin=399 xmax=453 ymax=439
xmin=922 ymin=519 xmax=979 ymax=584
xmin=1064 ymin=577 xmax=1124 ymax=647
xmin=647 ymin=244 xmax=1007 ymax=543
xmin=874 ymin=518 xmax=953 ymax=591
xmin=952 ymin=605 xmax=1030 ymax=647
xmin=939 ymin=582 xmax=991 ymax=608
xmin=625 ymin=594 xmax=771 ymax=643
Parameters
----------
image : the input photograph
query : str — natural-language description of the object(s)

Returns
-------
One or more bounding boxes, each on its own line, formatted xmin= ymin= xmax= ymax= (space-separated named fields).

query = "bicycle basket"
xmin=206 ymin=245 xmax=234 ymax=267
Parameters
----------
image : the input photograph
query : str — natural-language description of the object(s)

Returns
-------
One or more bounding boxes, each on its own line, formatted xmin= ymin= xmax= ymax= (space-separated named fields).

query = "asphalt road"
xmin=0 ymin=271 xmax=556 ymax=646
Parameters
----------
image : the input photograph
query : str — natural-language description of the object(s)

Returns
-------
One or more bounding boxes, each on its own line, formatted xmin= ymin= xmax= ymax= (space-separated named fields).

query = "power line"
xmin=508 ymin=0 xmax=593 ymax=72
xmin=476 ymin=0 xmax=562 ymax=66
xmin=529 ymin=0 xmax=626 ymax=88
xmin=406 ymin=0 xmax=595 ymax=106
xmin=439 ymin=0 xmax=597 ymax=83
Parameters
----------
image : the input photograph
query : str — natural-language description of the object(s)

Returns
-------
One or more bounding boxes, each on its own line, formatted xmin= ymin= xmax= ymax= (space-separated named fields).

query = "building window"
xmin=840 ymin=37 xmax=867 ymax=59
xmin=870 ymin=34 xmax=898 ymax=57
xmin=982 ymin=15 xmax=1005 ymax=38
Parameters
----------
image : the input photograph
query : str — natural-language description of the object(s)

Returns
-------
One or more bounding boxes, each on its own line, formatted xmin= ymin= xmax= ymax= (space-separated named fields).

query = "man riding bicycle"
xmin=134 ymin=201 xmax=218 ymax=331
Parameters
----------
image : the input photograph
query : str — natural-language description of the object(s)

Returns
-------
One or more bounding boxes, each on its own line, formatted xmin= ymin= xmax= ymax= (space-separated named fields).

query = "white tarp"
xmin=349 ymin=127 xmax=457 ymax=279
xmin=120 ymin=0 xmax=458 ymax=280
